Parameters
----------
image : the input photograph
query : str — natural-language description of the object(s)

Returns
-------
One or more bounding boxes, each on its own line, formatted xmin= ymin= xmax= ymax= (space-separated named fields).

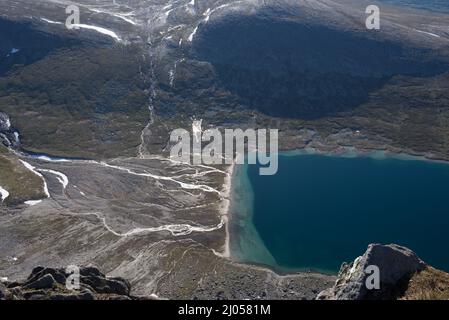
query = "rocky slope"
xmin=318 ymin=244 xmax=449 ymax=300
xmin=0 ymin=266 xmax=145 ymax=300
xmin=3 ymin=244 xmax=448 ymax=300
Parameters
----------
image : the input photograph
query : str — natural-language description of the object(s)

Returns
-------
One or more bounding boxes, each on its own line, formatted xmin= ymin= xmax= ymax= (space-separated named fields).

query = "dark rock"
xmin=0 ymin=282 xmax=7 ymax=299
xmin=28 ymin=266 xmax=45 ymax=279
xmin=27 ymin=294 xmax=46 ymax=300
xmin=79 ymin=283 xmax=96 ymax=293
xmin=7 ymin=281 xmax=21 ymax=288
xmin=26 ymin=268 xmax=67 ymax=286
xmin=23 ymin=290 xmax=46 ymax=300
xmin=49 ymin=291 xmax=95 ymax=300
xmin=109 ymin=295 xmax=132 ymax=300
xmin=81 ymin=276 xmax=130 ymax=296
xmin=24 ymin=274 xmax=56 ymax=290
xmin=79 ymin=266 xmax=103 ymax=278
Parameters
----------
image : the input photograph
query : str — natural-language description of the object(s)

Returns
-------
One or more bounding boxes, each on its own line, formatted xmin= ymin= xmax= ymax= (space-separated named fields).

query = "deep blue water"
xmin=233 ymin=152 xmax=449 ymax=273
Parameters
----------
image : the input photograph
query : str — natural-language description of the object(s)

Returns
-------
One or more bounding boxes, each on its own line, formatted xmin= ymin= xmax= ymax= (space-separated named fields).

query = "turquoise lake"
xmin=230 ymin=151 xmax=449 ymax=274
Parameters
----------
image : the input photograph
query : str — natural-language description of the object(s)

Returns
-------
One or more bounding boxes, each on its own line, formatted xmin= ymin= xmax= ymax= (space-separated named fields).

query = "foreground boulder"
xmin=0 ymin=266 xmax=152 ymax=300
xmin=317 ymin=244 xmax=449 ymax=300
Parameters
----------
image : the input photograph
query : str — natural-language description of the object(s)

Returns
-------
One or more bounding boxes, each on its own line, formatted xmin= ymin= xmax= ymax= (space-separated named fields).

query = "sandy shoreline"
xmin=217 ymin=161 xmax=235 ymax=258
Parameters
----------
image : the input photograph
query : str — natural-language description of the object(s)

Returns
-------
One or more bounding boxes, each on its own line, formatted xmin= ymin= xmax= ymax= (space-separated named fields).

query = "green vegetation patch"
xmin=0 ymin=146 xmax=46 ymax=205
xmin=0 ymin=44 xmax=150 ymax=159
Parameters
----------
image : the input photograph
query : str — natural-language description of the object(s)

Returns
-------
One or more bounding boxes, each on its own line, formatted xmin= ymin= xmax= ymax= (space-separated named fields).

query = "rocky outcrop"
xmin=0 ymin=112 xmax=19 ymax=148
xmin=0 ymin=266 xmax=151 ymax=300
xmin=317 ymin=244 xmax=429 ymax=300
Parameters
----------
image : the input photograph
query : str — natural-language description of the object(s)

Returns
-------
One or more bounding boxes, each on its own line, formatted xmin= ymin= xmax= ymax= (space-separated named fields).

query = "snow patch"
xmin=89 ymin=8 xmax=137 ymax=25
xmin=203 ymin=8 xmax=211 ymax=22
xmin=70 ymin=24 xmax=122 ymax=42
xmin=30 ymin=154 xmax=71 ymax=162
xmin=40 ymin=169 xmax=69 ymax=189
xmin=188 ymin=26 xmax=199 ymax=42
xmin=0 ymin=186 xmax=9 ymax=202
xmin=169 ymin=69 xmax=175 ymax=87
xmin=40 ymin=18 xmax=63 ymax=25
xmin=24 ymin=200 xmax=42 ymax=206
xmin=414 ymin=29 xmax=441 ymax=38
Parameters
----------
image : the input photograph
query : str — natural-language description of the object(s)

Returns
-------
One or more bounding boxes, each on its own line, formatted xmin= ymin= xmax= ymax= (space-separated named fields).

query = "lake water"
xmin=230 ymin=151 xmax=449 ymax=273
